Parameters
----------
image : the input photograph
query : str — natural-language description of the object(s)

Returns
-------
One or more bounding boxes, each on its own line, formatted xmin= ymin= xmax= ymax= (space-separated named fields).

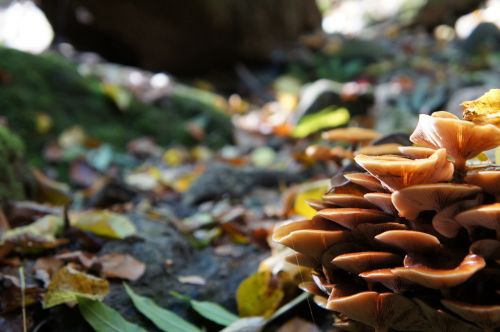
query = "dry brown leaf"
xmin=99 ymin=253 xmax=145 ymax=281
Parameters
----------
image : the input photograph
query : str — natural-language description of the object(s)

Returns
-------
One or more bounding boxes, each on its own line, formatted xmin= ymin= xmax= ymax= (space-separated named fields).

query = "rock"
xmin=293 ymin=79 xmax=374 ymax=125
xmin=40 ymin=0 xmax=322 ymax=75
xmin=461 ymin=22 xmax=500 ymax=55
xmin=183 ymin=164 xmax=305 ymax=206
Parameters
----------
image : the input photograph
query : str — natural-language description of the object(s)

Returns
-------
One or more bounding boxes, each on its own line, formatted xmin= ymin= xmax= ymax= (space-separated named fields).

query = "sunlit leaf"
xmin=124 ymin=284 xmax=203 ymax=332
xmin=78 ymin=297 xmax=146 ymax=332
xmin=99 ymin=253 xmax=145 ymax=281
xmin=293 ymin=180 xmax=330 ymax=219
xmin=71 ymin=211 xmax=136 ymax=239
xmin=462 ymin=89 xmax=500 ymax=126
xmin=236 ymin=271 xmax=284 ymax=318
xmin=219 ymin=317 xmax=266 ymax=332
xmin=293 ymin=107 xmax=350 ymax=138
xmin=102 ymin=83 xmax=132 ymax=111
xmin=43 ymin=266 xmax=109 ymax=308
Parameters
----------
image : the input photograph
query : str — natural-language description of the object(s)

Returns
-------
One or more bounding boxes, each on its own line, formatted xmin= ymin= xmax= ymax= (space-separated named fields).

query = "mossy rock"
xmin=0 ymin=47 xmax=233 ymax=161
xmin=0 ymin=125 xmax=25 ymax=201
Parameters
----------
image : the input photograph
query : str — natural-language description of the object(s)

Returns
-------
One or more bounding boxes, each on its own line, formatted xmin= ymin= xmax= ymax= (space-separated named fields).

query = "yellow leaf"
xmin=496 ymin=147 xmax=500 ymax=164
xmin=462 ymin=89 xmax=500 ymax=126
xmin=171 ymin=172 xmax=199 ymax=193
xmin=236 ymin=271 xmax=284 ymax=318
xmin=71 ymin=211 xmax=136 ymax=239
xmin=43 ymin=266 xmax=109 ymax=308
xmin=163 ymin=148 xmax=187 ymax=166
xmin=35 ymin=113 xmax=53 ymax=134
xmin=473 ymin=152 xmax=490 ymax=162
xmin=293 ymin=180 xmax=330 ymax=219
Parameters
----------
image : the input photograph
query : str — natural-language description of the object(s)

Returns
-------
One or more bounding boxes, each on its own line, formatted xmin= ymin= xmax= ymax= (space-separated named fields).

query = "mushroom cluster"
xmin=273 ymin=111 xmax=500 ymax=331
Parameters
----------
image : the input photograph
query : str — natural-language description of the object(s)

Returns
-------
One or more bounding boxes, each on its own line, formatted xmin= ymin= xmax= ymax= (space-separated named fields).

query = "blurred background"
xmin=0 ymin=1 xmax=498 ymax=331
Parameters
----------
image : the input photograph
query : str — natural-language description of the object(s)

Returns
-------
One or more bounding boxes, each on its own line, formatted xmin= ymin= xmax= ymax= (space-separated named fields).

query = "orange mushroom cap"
xmin=331 ymin=251 xmax=402 ymax=274
xmin=455 ymin=203 xmax=500 ymax=235
xmin=432 ymin=198 xmax=480 ymax=238
xmin=465 ymin=169 xmax=500 ymax=197
xmin=391 ymin=254 xmax=486 ymax=289
xmin=317 ymin=208 xmax=391 ymax=230
xmin=391 ymin=183 xmax=482 ymax=220
xmin=375 ymin=230 xmax=441 ymax=253
xmin=354 ymin=143 xmax=402 ymax=156
xmin=398 ymin=146 xmax=436 ymax=159
xmin=322 ymin=127 xmax=381 ymax=143
xmin=359 ymin=268 xmax=413 ymax=293
xmin=322 ymin=193 xmax=376 ymax=209
xmin=364 ymin=193 xmax=397 ymax=214
xmin=343 ymin=172 xmax=385 ymax=192
xmin=410 ymin=112 xmax=500 ymax=169
xmin=354 ymin=148 xmax=454 ymax=192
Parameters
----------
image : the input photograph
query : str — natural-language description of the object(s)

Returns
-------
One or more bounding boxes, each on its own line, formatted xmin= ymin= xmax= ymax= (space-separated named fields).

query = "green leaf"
xmin=124 ymin=284 xmax=203 ymax=332
xmin=219 ymin=317 xmax=266 ymax=332
xmin=293 ymin=107 xmax=350 ymax=138
xmin=190 ymin=300 xmax=239 ymax=326
xmin=78 ymin=297 xmax=147 ymax=332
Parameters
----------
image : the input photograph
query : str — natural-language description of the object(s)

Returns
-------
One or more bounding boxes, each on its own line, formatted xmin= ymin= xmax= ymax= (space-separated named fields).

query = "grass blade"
xmin=124 ymin=284 xmax=202 ymax=332
xmin=77 ymin=297 xmax=146 ymax=332
xmin=191 ymin=300 xmax=239 ymax=326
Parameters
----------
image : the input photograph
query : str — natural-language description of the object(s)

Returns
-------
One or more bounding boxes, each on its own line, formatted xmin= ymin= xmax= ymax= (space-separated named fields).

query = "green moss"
xmin=0 ymin=126 xmax=25 ymax=200
xmin=0 ymin=47 xmax=232 ymax=161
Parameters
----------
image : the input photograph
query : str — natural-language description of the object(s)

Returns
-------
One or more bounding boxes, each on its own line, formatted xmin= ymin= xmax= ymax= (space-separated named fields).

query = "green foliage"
xmin=0 ymin=125 xmax=25 ymax=200
xmin=0 ymin=47 xmax=233 ymax=160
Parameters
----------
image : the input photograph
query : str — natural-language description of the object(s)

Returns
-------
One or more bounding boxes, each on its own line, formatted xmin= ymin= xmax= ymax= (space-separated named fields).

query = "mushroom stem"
xmin=453 ymin=158 xmax=467 ymax=180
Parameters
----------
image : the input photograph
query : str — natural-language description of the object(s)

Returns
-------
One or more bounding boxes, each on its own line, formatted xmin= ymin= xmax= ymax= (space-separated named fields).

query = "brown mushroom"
xmin=305 ymin=144 xmax=335 ymax=161
xmin=306 ymin=199 xmax=332 ymax=211
xmin=322 ymin=127 xmax=380 ymax=145
xmin=410 ymin=112 xmax=500 ymax=171
xmin=354 ymin=148 xmax=454 ymax=192
xmin=465 ymin=169 xmax=500 ymax=198
xmin=352 ymin=223 xmax=408 ymax=248
xmin=285 ymin=252 xmax=319 ymax=269
xmin=317 ymin=208 xmax=391 ymax=230
xmin=327 ymin=291 xmax=427 ymax=332
xmin=398 ymin=146 xmax=436 ymax=159
xmin=354 ymin=144 xmax=402 ymax=156
xmin=391 ymin=254 xmax=486 ymax=289
xmin=364 ymin=193 xmax=397 ymax=214
xmin=343 ymin=172 xmax=385 ymax=192
xmin=375 ymin=230 xmax=441 ymax=253
xmin=455 ymin=203 xmax=500 ymax=237
xmin=432 ymin=198 xmax=480 ymax=238
xmin=470 ymin=239 xmax=500 ymax=261
xmin=322 ymin=193 xmax=376 ymax=209
xmin=332 ymin=252 xmax=402 ymax=274
xmin=274 ymin=228 xmax=350 ymax=258
xmin=442 ymin=300 xmax=500 ymax=332
xmin=391 ymin=183 xmax=482 ymax=220
xmin=359 ymin=268 xmax=413 ymax=293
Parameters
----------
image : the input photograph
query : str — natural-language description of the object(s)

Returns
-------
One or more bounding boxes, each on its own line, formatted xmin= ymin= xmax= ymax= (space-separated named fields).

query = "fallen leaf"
xmin=55 ymin=251 xmax=98 ymax=269
xmin=43 ymin=265 xmax=109 ymax=308
xmin=78 ymin=297 xmax=146 ymax=332
xmin=178 ymin=275 xmax=206 ymax=285
xmin=293 ymin=107 xmax=350 ymax=138
xmin=291 ymin=180 xmax=330 ymax=219
xmin=32 ymin=169 xmax=72 ymax=206
xmin=35 ymin=112 xmax=53 ymax=134
xmin=0 ymin=274 xmax=42 ymax=314
xmin=236 ymin=271 xmax=284 ymax=318
xmin=462 ymin=89 xmax=500 ymax=126
xmin=99 ymin=253 xmax=145 ymax=281
xmin=124 ymin=284 xmax=202 ymax=332
xmin=71 ymin=210 xmax=136 ymax=239
xmin=190 ymin=299 xmax=239 ymax=326
xmin=219 ymin=317 xmax=266 ymax=332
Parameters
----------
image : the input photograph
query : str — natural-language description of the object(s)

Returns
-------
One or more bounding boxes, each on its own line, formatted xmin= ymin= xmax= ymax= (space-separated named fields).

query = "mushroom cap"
xmin=305 ymin=144 xmax=334 ymax=161
xmin=322 ymin=127 xmax=381 ymax=143
xmin=327 ymin=291 xmax=425 ymax=331
xmin=354 ymin=148 xmax=454 ymax=192
xmin=299 ymin=281 xmax=326 ymax=296
xmin=352 ymin=222 xmax=408 ymax=247
xmin=432 ymin=198 xmax=480 ymax=238
xmin=391 ymin=183 xmax=482 ymax=220
xmin=359 ymin=268 xmax=413 ymax=293
xmin=410 ymin=112 xmax=500 ymax=166
xmin=442 ymin=300 xmax=500 ymax=330
xmin=465 ymin=170 xmax=500 ymax=196
xmin=375 ymin=230 xmax=441 ymax=253
xmin=343 ymin=172 xmax=385 ymax=192
xmin=306 ymin=199 xmax=331 ymax=211
xmin=469 ymin=239 xmax=500 ymax=260
xmin=275 ymin=229 xmax=350 ymax=258
xmin=455 ymin=203 xmax=500 ymax=233
xmin=317 ymin=208 xmax=391 ymax=230
xmin=273 ymin=218 xmax=344 ymax=241
xmin=398 ymin=146 xmax=436 ymax=159
xmin=355 ymin=143 xmax=402 ymax=156
xmin=322 ymin=193 xmax=376 ymax=209
xmin=364 ymin=193 xmax=397 ymax=214
xmin=331 ymin=251 xmax=402 ymax=274
xmin=391 ymin=254 xmax=486 ymax=289
xmin=285 ymin=252 xmax=319 ymax=268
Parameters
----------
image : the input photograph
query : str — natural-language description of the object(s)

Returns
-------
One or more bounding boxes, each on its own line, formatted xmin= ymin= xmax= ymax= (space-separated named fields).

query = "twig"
xmin=18 ymin=266 xmax=27 ymax=332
